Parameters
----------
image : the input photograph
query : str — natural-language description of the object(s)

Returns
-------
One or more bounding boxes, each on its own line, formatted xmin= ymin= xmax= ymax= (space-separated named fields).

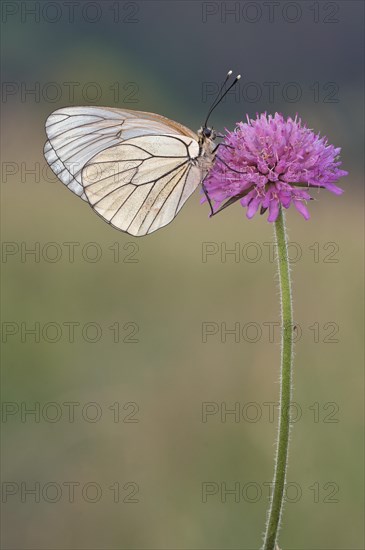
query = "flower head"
xmin=203 ymin=113 xmax=348 ymax=221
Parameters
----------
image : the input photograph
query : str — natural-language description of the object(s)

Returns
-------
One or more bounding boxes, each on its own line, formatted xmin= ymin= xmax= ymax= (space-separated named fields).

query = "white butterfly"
xmin=44 ymin=71 xmax=241 ymax=236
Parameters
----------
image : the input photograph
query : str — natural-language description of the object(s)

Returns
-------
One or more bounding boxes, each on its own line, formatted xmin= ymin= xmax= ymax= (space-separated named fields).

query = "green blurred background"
xmin=1 ymin=1 xmax=364 ymax=548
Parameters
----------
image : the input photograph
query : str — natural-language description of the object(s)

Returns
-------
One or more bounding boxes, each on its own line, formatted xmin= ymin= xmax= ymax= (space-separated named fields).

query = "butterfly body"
xmin=196 ymin=126 xmax=217 ymax=169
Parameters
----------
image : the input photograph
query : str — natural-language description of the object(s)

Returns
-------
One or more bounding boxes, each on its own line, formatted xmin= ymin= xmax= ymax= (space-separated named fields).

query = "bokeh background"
xmin=1 ymin=1 xmax=364 ymax=548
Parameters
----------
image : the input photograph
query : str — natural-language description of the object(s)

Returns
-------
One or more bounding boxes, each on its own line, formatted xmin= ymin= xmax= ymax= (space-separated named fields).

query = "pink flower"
xmin=203 ymin=113 xmax=348 ymax=221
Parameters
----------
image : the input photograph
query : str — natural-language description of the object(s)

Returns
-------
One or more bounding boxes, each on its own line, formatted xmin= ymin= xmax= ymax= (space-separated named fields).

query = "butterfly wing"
xmin=44 ymin=106 xmax=198 ymax=202
xmin=82 ymin=134 xmax=203 ymax=236
xmin=44 ymin=106 xmax=204 ymax=235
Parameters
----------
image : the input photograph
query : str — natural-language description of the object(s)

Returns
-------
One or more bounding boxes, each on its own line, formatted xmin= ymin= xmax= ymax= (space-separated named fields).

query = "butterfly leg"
xmin=215 ymin=154 xmax=247 ymax=174
xmin=210 ymin=185 xmax=257 ymax=216
xmin=201 ymin=176 xmax=215 ymax=217
xmin=212 ymin=142 xmax=234 ymax=154
xmin=202 ymin=153 xmax=257 ymax=218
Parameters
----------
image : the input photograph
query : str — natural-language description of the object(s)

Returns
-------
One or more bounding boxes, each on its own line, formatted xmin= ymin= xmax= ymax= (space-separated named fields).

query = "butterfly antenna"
xmin=205 ymin=70 xmax=232 ymax=124
xmin=204 ymin=70 xmax=241 ymax=127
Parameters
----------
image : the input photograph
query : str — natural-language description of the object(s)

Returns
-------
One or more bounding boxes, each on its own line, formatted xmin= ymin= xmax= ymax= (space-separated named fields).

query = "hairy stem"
xmin=262 ymin=207 xmax=294 ymax=550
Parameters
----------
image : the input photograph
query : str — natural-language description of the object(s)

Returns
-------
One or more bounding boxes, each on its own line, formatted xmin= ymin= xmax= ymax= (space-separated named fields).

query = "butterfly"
xmin=44 ymin=71 xmax=241 ymax=236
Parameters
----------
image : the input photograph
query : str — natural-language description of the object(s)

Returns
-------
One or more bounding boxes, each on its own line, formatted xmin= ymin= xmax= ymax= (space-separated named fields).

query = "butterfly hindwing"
xmin=82 ymin=135 xmax=202 ymax=236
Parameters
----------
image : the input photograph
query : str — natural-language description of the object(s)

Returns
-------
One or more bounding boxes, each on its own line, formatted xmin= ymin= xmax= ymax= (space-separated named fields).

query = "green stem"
xmin=262 ymin=207 xmax=294 ymax=550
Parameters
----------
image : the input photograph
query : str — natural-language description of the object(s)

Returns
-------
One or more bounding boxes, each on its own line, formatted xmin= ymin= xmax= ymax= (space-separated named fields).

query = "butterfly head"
xmin=198 ymin=126 xmax=216 ymax=145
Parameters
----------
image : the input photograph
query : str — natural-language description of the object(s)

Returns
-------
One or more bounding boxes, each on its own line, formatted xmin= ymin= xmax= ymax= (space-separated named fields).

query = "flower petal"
xmin=294 ymin=200 xmax=310 ymax=220
xmin=246 ymin=196 xmax=262 ymax=219
xmin=323 ymin=182 xmax=344 ymax=195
